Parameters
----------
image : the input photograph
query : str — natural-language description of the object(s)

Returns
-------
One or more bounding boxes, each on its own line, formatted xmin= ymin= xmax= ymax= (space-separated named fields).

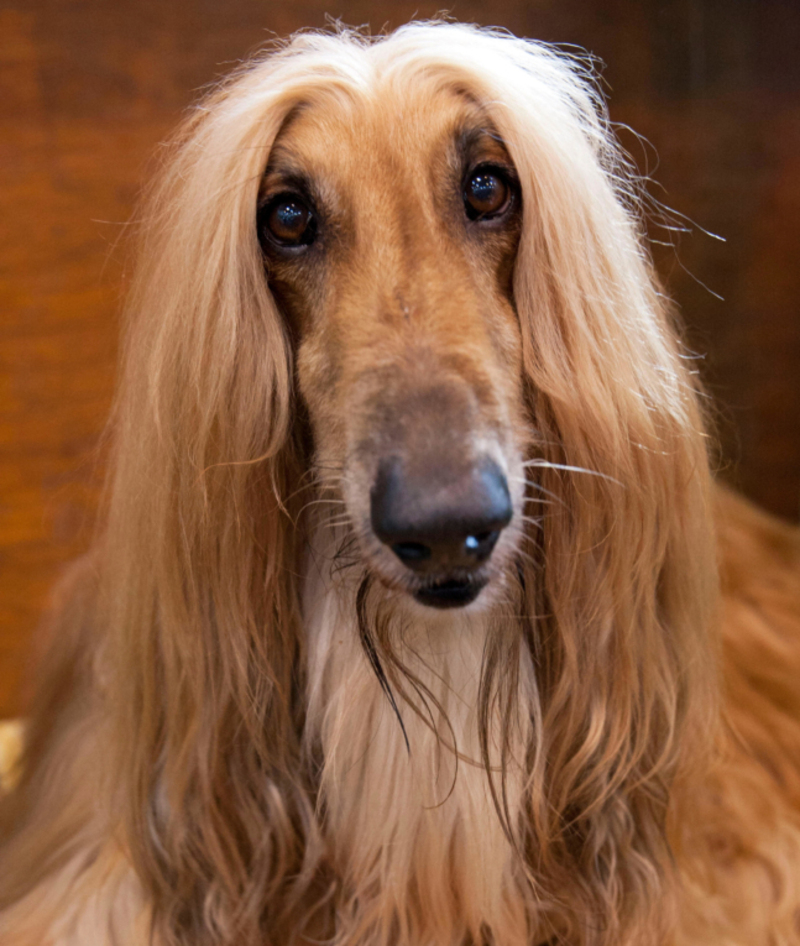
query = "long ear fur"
xmin=101 ymin=82 xmax=307 ymax=944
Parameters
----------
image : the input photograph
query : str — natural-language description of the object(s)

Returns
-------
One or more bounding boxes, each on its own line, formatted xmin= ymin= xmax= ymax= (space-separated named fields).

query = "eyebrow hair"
xmin=455 ymin=124 xmax=512 ymax=169
xmin=258 ymin=155 xmax=317 ymax=203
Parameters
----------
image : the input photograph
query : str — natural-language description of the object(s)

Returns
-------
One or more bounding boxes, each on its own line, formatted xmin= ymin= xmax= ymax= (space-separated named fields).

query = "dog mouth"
xmin=412 ymin=576 xmax=487 ymax=609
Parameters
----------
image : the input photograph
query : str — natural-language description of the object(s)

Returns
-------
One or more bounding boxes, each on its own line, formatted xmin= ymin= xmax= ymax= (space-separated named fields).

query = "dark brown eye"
xmin=463 ymin=168 xmax=511 ymax=221
xmin=259 ymin=194 xmax=317 ymax=248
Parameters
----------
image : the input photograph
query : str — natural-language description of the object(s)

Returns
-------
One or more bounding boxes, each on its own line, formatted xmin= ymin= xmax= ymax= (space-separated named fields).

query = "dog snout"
xmin=370 ymin=456 xmax=513 ymax=576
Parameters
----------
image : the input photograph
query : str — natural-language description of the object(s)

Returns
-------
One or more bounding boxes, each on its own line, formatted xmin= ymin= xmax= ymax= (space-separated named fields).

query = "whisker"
xmin=518 ymin=515 xmax=545 ymax=533
xmin=521 ymin=459 xmax=623 ymax=486
xmin=326 ymin=517 xmax=355 ymax=530
xmin=519 ymin=480 xmax=567 ymax=507
xmin=297 ymin=497 xmax=347 ymax=517
xmin=506 ymin=482 xmax=555 ymax=507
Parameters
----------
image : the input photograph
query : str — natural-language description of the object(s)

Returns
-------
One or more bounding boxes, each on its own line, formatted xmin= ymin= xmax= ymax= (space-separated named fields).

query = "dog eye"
xmin=259 ymin=194 xmax=317 ymax=249
xmin=463 ymin=168 xmax=511 ymax=221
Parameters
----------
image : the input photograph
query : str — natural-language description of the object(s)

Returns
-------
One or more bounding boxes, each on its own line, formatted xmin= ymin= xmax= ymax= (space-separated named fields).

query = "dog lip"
xmin=413 ymin=578 xmax=485 ymax=609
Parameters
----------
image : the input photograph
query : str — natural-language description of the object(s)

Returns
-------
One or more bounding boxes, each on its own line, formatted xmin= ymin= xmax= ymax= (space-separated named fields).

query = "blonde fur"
xmin=1 ymin=22 xmax=799 ymax=946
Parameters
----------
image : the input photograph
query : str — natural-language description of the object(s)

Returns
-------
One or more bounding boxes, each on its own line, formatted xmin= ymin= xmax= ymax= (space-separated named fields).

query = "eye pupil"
xmin=260 ymin=195 xmax=316 ymax=248
xmin=464 ymin=169 xmax=510 ymax=220
xmin=470 ymin=174 xmax=499 ymax=205
xmin=275 ymin=202 xmax=305 ymax=232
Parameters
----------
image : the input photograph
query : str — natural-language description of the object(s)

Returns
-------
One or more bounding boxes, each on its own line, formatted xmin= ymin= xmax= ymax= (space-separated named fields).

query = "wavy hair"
xmin=0 ymin=22 xmax=727 ymax=946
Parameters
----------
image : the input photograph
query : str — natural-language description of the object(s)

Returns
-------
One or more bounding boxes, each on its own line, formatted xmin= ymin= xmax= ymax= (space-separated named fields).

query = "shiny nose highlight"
xmin=370 ymin=456 xmax=513 ymax=573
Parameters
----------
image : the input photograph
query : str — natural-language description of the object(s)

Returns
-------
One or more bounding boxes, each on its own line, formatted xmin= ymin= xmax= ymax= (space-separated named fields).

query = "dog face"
xmin=258 ymin=85 xmax=528 ymax=610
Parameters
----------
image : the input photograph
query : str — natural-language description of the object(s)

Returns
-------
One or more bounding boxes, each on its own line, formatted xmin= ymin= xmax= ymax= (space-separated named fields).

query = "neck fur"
xmin=303 ymin=528 xmax=535 ymax=946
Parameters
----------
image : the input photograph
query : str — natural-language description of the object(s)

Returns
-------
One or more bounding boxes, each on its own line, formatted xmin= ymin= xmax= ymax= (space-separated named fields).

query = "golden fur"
xmin=1 ymin=22 xmax=799 ymax=946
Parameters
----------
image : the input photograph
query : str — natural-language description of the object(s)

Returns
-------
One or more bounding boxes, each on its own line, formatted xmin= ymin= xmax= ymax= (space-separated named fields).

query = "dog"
xmin=1 ymin=21 xmax=800 ymax=946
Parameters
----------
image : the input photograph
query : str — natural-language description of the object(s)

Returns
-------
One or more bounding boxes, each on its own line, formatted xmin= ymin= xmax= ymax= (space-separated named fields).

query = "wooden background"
xmin=1 ymin=0 xmax=798 ymax=717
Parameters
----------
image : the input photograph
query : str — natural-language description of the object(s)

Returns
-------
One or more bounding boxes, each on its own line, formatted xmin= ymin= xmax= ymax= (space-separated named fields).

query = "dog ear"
xmin=98 ymin=53 xmax=329 ymax=937
xmin=429 ymin=32 xmax=720 ymax=940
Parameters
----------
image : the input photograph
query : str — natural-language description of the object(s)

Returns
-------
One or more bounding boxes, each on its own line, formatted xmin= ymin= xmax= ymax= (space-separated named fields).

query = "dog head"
xmin=116 ymin=24 xmax=714 ymax=626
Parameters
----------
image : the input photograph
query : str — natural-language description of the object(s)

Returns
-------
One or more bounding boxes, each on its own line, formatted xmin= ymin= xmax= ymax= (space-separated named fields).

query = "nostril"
xmin=464 ymin=530 xmax=500 ymax=562
xmin=392 ymin=541 xmax=432 ymax=563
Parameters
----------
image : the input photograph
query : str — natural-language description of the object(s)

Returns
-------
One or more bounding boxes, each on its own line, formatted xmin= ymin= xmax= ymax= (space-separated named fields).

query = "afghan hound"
xmin=2 ymin=21 xmax=800 ymax=946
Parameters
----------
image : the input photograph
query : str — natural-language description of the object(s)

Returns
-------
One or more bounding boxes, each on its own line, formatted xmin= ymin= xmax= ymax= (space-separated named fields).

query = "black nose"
xmin=370 ymin=456 xmax=513 ymax=574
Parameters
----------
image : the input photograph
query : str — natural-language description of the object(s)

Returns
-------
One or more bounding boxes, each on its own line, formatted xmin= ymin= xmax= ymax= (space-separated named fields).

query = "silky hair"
xmin=0 ymin=22 xmax=727 ymax=946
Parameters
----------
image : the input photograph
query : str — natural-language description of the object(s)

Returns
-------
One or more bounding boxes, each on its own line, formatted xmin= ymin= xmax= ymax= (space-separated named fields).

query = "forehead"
xmin=267 ymin=85 xmax=505 ymax=184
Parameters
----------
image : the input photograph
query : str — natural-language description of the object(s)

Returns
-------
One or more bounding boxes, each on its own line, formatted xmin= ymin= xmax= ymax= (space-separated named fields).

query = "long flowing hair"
xmin=0 ymin=23 xmax=718 ymax=946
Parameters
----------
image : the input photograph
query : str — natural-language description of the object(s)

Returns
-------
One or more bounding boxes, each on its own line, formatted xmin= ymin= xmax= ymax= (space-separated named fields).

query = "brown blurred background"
xmin=0 ymin=0 xmax=798 ymax=717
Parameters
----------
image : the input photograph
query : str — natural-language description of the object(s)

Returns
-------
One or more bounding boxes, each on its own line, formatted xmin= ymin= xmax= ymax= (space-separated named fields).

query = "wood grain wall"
xmin=1 ymin=0 xmax=798 ymax=717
